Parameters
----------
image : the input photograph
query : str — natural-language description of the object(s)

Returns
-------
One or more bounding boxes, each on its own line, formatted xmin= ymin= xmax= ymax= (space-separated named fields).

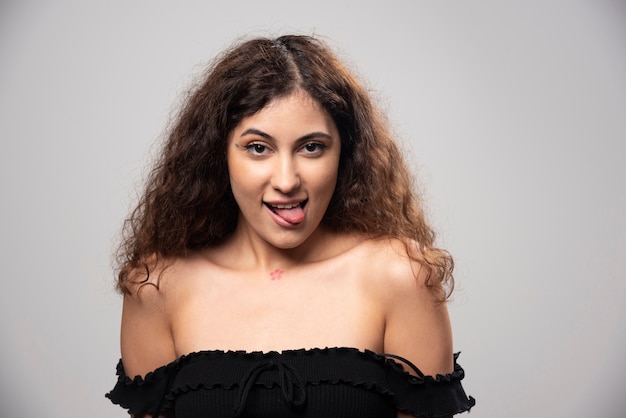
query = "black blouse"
xmin=106 ymin=347 xmax=475 ymax=417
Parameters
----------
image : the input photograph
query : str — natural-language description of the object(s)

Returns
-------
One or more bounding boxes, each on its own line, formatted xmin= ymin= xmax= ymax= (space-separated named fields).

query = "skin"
xmin=120 ymin=91 xmax=453 ymax=418
xmin=225 ymin=89 xmax=341 ymax=259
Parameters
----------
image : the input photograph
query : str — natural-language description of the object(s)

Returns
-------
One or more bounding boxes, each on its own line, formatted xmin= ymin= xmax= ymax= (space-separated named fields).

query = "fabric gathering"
xmin=107 ymin=349 xmax=475 ymax=417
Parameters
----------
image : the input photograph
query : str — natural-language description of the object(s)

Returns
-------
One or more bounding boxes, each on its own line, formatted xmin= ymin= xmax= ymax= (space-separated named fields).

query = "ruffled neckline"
xmin=115 ymin=346 xmax=467 ymax=385
xmin=108 ymin=347 xmax=475 ymax=417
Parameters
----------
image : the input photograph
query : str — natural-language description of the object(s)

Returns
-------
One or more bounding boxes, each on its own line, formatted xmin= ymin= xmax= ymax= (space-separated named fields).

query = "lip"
xmin=263 ymin=199 xmax=308 ymax=227
xmin=263 ymin=199 xmax=308 ymax=208
xmin=263 ymin=199 xmax=308 ymax=212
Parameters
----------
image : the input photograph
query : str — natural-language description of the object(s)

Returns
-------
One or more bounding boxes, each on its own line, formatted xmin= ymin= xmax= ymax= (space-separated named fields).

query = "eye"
xmin=300 ymin=142 xmax=326 ymax=156
xmin=243 ymin=143 xmax=270 ymax=156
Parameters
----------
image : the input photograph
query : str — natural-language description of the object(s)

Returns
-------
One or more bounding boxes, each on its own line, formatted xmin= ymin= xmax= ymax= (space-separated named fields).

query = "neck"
xmin=225 ymin=223 xmax=332 ymax=272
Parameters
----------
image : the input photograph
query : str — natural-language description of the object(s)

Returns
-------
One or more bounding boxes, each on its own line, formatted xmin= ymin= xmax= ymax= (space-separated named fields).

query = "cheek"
xmin=229 ymin=173 xmax=255 ymax=198
xmin=226 ymin=160 xmax=248 ymax=203
xmin=321 ymin=171 xmax=338 ymax=190
xmin=227 ymin=161 xmax=268 ymax=204
xmin=324 ymin=158 xmax=340 ymax=187
xmin=228 ymin=156 xmax=269 ymax=180
xmin=309 ymin=164 xmax=339 ymax=198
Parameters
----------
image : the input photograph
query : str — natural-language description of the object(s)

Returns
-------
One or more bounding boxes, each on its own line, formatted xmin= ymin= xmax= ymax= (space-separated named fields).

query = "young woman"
xmin=106 ymin=35 xmax=475 ymax=418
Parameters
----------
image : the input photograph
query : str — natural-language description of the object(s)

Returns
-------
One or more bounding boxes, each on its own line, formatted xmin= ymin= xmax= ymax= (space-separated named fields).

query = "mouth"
xmin=264 ymin=199 xmax=308 ymax=224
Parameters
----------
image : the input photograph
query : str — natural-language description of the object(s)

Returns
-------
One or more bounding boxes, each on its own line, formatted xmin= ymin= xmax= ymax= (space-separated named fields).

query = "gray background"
xmin=1 ymin=0 xmax=625 ymax=417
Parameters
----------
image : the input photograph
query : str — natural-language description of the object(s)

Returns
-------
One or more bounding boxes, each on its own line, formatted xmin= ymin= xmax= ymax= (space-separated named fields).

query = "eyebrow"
xmin=240 ymin=128 xmax=333 ymax=142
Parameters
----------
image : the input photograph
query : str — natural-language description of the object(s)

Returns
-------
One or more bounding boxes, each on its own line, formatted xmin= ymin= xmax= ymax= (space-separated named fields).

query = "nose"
xmin=270 ymin=155 xmax=301 ymax=193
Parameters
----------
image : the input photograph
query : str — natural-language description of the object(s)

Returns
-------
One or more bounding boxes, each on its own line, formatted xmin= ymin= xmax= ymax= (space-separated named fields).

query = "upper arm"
xmin=380 ymin=244 xmax=454 ymax=377
xmin=120 ymin=277 xmax=177 ymax=379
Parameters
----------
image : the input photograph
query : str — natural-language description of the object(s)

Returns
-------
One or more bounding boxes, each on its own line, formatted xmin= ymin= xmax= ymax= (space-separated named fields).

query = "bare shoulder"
xmin=358 ymin=238 xmax=454 ymax=377
xmin=356 ymin=238 xmax=427 ymax=292
xmin=120 ymin=255 xmax=198 ymax=378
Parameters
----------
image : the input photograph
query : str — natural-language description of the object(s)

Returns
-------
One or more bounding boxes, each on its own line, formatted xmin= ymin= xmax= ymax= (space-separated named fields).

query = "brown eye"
xmin=243 ymin=143 xmax=269 ymax=155
xmin=302 ymin=142 xmax=326 ymax=155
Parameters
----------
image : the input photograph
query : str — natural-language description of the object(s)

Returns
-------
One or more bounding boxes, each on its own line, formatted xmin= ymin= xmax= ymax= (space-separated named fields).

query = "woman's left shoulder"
xmin=357 ymin=239 xmax=454 ymax=376
xmin=355 ymin=237 xmax=428 ymax=292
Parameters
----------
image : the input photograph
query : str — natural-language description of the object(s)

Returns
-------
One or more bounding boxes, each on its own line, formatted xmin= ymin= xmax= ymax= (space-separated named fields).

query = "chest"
xmin=169 ymin=266 xmax=385 ymax=354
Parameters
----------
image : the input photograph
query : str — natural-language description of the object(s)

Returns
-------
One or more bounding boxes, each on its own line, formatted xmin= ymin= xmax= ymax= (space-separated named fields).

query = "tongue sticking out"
xmin=273 ymin=205 xmax=305 ymax=224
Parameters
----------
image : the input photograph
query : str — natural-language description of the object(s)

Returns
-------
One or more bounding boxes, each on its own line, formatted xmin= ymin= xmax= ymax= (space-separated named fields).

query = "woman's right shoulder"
xmin=123 ymin=250 xmax=220 ymax=299
xmin=119 ymin=251 xmax=219 ymax=378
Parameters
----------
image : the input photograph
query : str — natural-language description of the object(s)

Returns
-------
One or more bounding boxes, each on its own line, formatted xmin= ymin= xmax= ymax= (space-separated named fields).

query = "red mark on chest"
xmin=270 ymin=269 xmax=284 ymax=280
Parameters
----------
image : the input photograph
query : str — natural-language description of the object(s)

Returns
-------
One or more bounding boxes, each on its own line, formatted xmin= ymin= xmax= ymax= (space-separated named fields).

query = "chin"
xmin=270 ymin=239 xmax=306 ymax=250
xmin=266 ymin=232 xmax=313 ymax=250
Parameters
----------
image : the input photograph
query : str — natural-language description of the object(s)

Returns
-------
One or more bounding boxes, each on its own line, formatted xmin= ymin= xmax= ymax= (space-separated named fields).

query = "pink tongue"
xmin=274 ymin=206 xmax=305 ymax=224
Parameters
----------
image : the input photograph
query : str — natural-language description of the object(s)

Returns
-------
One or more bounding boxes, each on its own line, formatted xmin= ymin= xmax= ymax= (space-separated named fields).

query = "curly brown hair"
xmin=116 ymin=35 xmax=454 ymax=301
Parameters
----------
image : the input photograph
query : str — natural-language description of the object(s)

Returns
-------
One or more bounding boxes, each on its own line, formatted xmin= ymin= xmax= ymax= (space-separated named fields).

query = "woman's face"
xmin=226 ymin=90 xmax=341 ymax=250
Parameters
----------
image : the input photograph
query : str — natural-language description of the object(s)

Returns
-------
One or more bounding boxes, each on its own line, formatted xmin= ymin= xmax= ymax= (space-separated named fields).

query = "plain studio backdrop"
xmin=1 ymin=1 xmax=624 ymax=417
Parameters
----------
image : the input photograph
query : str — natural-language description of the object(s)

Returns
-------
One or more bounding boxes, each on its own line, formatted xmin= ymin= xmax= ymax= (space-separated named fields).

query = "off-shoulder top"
xmin=106 ymin=347 xmax=475 ymax=417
